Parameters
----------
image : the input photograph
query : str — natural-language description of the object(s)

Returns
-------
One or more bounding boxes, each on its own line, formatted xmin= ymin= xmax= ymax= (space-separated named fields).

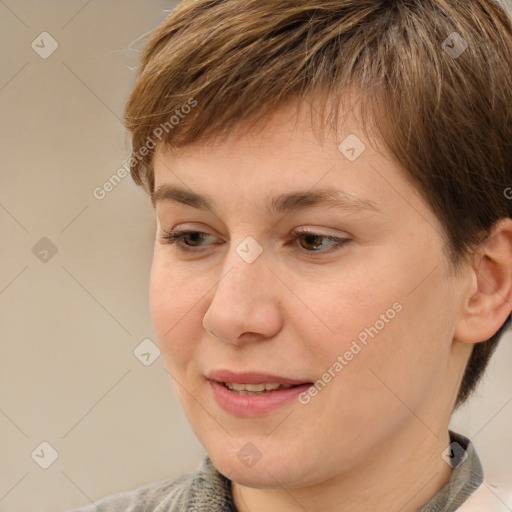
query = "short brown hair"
xmin=124 ymin=0 xmax=512 ymax=408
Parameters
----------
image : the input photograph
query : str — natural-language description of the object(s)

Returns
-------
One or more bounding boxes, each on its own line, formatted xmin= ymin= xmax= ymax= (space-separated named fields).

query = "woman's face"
xmin=149 ymin=101 xmax=471 ymax=488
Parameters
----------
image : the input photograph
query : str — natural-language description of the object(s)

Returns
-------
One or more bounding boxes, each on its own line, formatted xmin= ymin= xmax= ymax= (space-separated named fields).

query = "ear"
xmin=454 ymin=218 xmax=512 ymax=344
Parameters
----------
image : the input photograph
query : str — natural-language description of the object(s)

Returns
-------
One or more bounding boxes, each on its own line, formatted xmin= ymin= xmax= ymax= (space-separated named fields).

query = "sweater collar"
xmin=417 ymin=430 xmax=484 ymax=512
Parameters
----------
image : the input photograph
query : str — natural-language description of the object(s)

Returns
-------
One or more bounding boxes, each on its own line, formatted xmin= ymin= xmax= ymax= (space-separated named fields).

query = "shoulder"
xmin=62 ymin=456 xmax=235 ymax=512
xmin=62 ymin=472 xmax=191 ymax=512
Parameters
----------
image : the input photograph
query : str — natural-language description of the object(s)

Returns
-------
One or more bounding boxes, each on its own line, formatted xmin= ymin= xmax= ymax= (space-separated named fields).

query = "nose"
xmin=202 ymin=252 xmax=284 ymax=345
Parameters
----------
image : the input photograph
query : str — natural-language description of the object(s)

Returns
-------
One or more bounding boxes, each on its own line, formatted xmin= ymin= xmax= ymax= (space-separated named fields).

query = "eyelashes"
xmin=159 ymin=228 xmax=351 ymax=257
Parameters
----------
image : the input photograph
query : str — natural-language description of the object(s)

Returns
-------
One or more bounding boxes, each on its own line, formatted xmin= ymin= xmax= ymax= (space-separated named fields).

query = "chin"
xmin=208 ymin=444 xmax=316 ymax=489
xmin=212 ymin=454 xmax=290 ymax=488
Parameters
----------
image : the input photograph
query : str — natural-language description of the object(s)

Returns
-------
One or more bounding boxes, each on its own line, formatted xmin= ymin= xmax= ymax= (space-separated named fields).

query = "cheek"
xmin=306 ymin=255 xmax=454 ymax=401
xmin=332 ymin=272 xmax=456 ymax=419
xmin=149 ymin=257 xmax=203 ymax=371
xmin=295 ymin=266 xmax=400 ymax=360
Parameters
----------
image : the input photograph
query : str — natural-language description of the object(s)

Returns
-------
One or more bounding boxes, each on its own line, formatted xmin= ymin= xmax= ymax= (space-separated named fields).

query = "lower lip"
xmin=209 ymin=380 xmax=312 ymax=416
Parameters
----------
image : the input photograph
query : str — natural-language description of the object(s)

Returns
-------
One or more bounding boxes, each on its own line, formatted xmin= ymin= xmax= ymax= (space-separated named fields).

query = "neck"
xmin=232 ymin=424 xmax=453 ymax=512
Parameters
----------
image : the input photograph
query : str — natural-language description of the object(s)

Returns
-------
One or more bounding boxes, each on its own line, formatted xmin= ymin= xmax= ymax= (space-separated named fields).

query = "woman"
xmin=66 ymin=0 xmax=512 ymax=510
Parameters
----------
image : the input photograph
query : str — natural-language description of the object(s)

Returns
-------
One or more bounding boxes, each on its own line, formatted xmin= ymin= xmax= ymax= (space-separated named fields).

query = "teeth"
xmin=264 ymin=383 xmax=282 ymax=391
xmin=224 ymin=382 xmax=295 ymax=393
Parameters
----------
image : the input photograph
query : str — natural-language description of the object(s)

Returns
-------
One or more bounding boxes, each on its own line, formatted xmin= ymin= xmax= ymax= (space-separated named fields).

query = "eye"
xmin=159 ymin=228 xmax=351 ymax=256
xmin=290 ymin=228 xmax=351 ymax=256
xmin=159 ymin=229 xmax=215 ymax=250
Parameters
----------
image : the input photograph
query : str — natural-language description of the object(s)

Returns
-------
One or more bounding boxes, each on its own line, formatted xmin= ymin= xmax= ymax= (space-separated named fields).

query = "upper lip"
xmin=207 ymin=369 xmax=311 ymax=385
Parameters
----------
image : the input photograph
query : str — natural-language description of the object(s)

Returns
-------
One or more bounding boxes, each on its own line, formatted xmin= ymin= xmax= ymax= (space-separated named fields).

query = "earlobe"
xmin=454 ymin=218 xmax=512 ymax=345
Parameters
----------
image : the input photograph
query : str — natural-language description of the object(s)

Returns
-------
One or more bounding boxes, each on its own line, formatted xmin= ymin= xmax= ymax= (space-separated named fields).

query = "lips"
xmin=209 ymin=380 xmax=312 ymax=415
xmin=207 ymin=369 xmax=313 ymax=415
xmin=208 ymin=369 xmax=310 ymax=386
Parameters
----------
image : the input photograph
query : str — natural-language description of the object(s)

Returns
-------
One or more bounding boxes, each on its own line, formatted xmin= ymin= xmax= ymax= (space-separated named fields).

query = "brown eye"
xmin=291 ymin=229 xmax=351 ymax=256
xmin=297 ymin=233 xmax=326 ymax=251
xmin=160 ymin=230 xmax=214 ymax=250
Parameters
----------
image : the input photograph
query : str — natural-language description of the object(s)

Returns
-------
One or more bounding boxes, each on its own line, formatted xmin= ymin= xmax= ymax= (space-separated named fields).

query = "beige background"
xmin=0 ymin=1 xmax=511 ymax=511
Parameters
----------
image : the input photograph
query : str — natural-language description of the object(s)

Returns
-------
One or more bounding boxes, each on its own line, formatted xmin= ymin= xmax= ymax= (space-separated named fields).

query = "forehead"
xmin=151 ymin=101 xmax=432 ymax=228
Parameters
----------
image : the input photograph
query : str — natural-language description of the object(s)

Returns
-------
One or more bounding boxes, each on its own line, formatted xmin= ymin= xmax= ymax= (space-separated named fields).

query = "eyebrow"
xmin=151 ymin=184 xmax=383 ymax=217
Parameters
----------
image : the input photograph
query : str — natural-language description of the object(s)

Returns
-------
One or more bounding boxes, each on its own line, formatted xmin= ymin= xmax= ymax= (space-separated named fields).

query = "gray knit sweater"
xmin=64 ymin=431 xmax=483 ymax=512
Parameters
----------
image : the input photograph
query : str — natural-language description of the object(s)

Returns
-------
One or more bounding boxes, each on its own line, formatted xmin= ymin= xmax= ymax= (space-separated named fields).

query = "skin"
xmin=149 ymin=98 xmax=512 ymax=512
